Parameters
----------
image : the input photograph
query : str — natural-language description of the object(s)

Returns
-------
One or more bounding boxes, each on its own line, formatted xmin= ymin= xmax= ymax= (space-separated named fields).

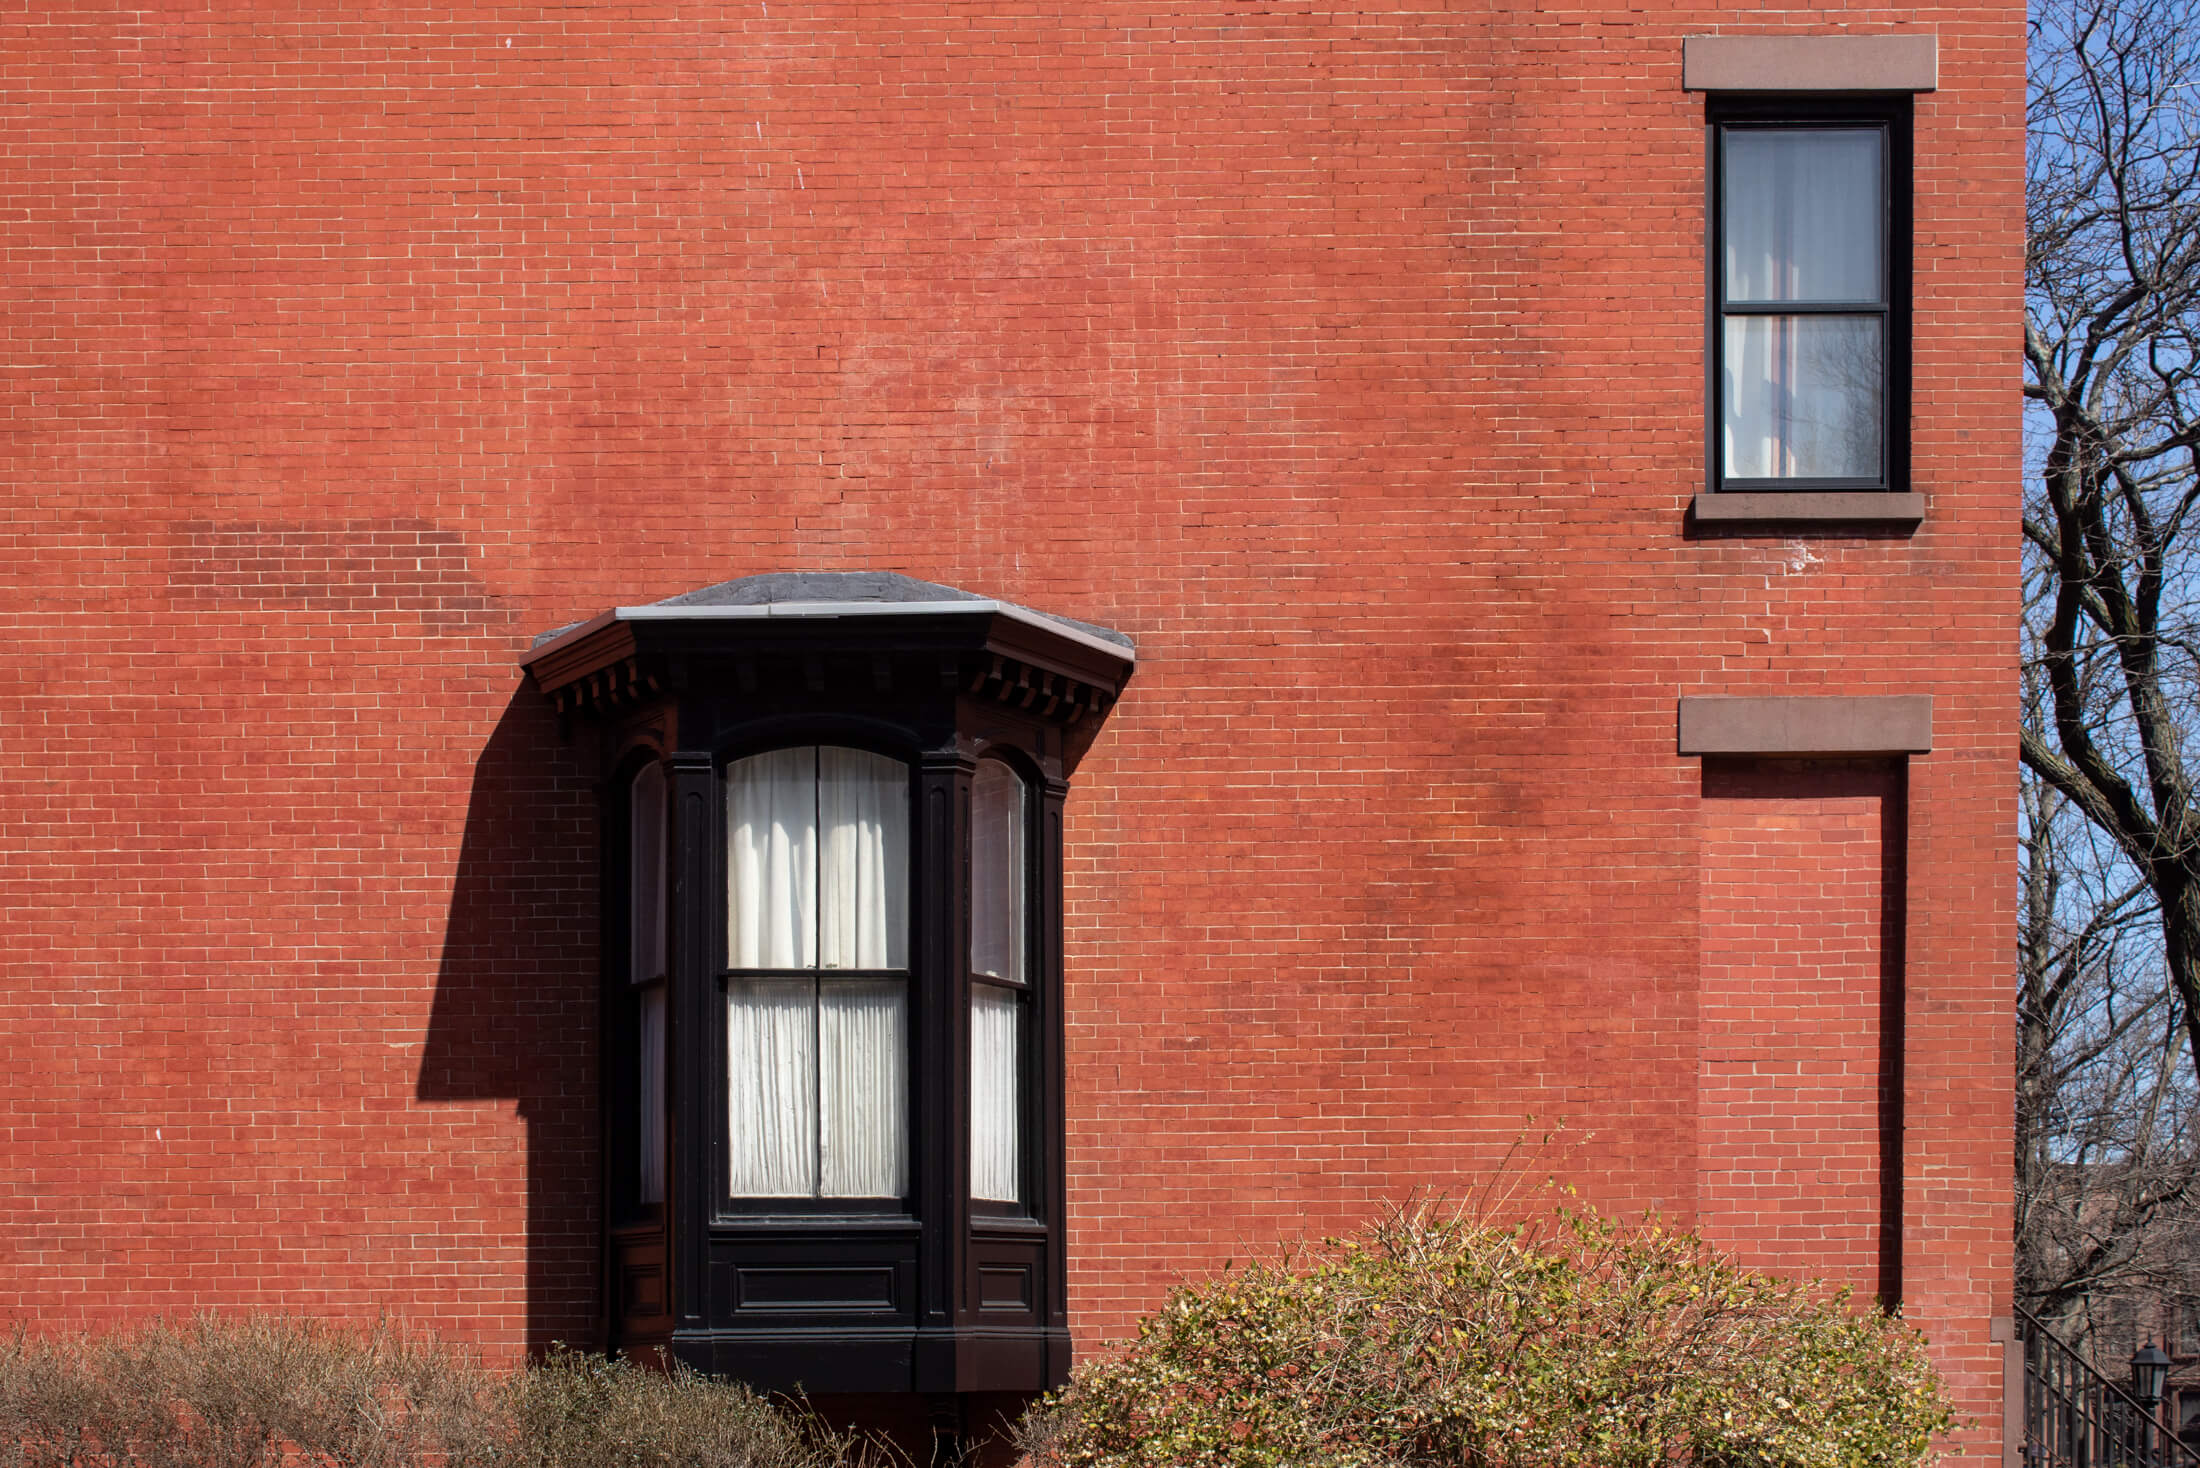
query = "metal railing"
xmin=2021 ymin=1308 xmax=2200 ymax=1468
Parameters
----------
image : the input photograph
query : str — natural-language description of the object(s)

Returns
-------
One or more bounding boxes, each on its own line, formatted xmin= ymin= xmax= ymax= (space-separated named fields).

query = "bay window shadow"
xmin=417 ymin=690 xmax=601 ymax=1354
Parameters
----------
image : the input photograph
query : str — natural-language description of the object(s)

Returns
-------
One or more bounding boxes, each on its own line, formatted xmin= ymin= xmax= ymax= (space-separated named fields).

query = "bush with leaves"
xmin=0 ymin=1315 xmax=888 ymax=1468
xmin=1016 ymin=1200 xmax=1954 ymax=1468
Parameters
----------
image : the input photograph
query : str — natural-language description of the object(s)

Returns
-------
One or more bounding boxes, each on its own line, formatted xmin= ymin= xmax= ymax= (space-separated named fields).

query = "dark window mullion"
xmin=723 ymin=968 xmax=906 ymax=981
xmin=811 ymin=746 xmax=823 ymax=1199
xmin=1721 ymin=300 xmax=1889 ymax=316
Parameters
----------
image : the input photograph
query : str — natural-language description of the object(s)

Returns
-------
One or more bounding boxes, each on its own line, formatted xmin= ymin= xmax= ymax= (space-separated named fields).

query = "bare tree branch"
xmin=2021 ymin=0 xmax=2200 ymax=1330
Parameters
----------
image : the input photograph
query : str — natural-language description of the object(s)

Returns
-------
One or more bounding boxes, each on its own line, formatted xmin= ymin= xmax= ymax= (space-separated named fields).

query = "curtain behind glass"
xmin=970 ymin=985 xmax=1021 ymax=1203
xmin=820 ymin=981 xmax=908 ymax=1196
xmin=1722 ymin=316 xmax=1883 ymax=478
xmin=728 ymin=748 xmax=818 ymax=969
xmin=969 ymin=760 xmax=1026 ymax=1204
xmin=1721 ymin=127 xmax=1884 ymax=480
xmin=727 ymin=979 xmax=817 ymax=1195
xmin=971 ymin=761 xmax=1025 ymax=982
xmin=819 ymin=748 xmax=909 ymax=970
xmin=725 ymin=747 xmax=909 ymax=1199
xmin=1723 ymin=130 xmax=1881 ymax=304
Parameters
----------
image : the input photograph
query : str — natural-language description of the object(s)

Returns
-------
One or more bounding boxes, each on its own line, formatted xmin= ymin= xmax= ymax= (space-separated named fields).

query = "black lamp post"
xmin=2133 ymin=1339 xmax=2174 ymax=1468
xmin=2134 ymin=1341 xmax=2173 ymax=1409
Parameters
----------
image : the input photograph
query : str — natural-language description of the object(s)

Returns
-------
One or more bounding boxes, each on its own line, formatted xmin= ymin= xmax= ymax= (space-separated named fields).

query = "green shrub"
xmin=0 ymin=1316 xmax=886 ymax=1468
xmin=1017 ymin=1200 xmax=1955 ymax=1468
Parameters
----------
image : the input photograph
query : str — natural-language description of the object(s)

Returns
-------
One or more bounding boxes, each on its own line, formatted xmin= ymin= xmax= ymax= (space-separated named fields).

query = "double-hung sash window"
xmin=969 ymin=759 xmax=1029 ymax=1206
xmin=1716 ymin=116 xmax=1897 ymax=490
xmin=725 ymin=746 xmax=911 ymax=1200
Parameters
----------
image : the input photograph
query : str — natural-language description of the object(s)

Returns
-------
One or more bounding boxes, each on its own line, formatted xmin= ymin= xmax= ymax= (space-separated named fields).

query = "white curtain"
xmin=970 ymin=984 xmax=1021 ymax=1203
xmin=727 ymin=979 xmax=817 ymax=1196
xmin=820 ymin=980 xmax=908 ymax=1196
xmin=638 ymin=985 xmax=666 ymax=1204
xmin=1723 ymin=129 xmax=1881 ymax=305
xmin=1722 ymin=316 xmax=1883 ymax=478
xmin=819 ymin=748 xmax=909 ymax=970
xmin=971 ymin=761 xmax=1025 ymax=982
xmin=728 ymin=747 xmax=819 ymax=969
xmin=725 ymin=747 xmax=909 ymax=1199
xmin=630 ymin=762 xmax=667 ymax=980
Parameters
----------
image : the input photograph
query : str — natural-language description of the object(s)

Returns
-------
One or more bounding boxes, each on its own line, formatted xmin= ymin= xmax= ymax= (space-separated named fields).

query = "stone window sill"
xmin=1690 ymin=491 xmax=1924 ymax=528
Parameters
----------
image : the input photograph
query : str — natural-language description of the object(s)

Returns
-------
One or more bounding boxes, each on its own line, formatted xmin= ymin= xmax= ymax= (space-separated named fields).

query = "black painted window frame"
xmin=1708 ymin=93 xmax=1912 ymax=496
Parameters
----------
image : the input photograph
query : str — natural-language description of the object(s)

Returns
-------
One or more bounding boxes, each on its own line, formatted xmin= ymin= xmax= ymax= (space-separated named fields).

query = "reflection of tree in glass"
xmin=1812 ymin=315 xmax=1884 ymax=477
xmin=1725 ymin=315 xmax=1880 ymax=477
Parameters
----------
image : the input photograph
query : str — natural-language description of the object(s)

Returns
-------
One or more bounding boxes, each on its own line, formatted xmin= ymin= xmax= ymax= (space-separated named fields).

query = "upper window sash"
xmin=1719 ymin=124 xmax=1888 ymax=309
xmin=725 ymin=746 xmax=910 ymax=972
xmin=970 ymin=758 xmax=1029 ymax=987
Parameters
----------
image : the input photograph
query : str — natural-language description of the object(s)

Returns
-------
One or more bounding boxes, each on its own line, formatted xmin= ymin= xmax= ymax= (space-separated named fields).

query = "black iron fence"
xmin=2021 ymin=1308 xmax=2199 ymax=1468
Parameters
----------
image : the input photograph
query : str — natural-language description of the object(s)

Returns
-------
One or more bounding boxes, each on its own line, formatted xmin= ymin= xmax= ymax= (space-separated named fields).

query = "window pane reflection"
xmin=1722 ymin=315 xmax=1883 ymax=479
xmin=1724 ymin=129 xmax=1882 ymax=304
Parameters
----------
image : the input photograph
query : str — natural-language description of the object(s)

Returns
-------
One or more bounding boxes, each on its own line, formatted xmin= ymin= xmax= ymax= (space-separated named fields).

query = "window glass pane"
xmin=818 ymin=979 xmax=908 ymax=1197
xmin=818 ymin=748 xmax=909 ymax=970
xmin=726 ymin=747 xmax=910 ymax=1199
xmin=727 ymin=978 xmax=818 ymax=1196
xmin=1724 ymin=128 xmax=1882 ymax=304
xmin=630 ymin=762 xmax=667 ymax=981
xmin=970 ymin=983 xmax=1021 ymax=1203
xmin=727 ymin=748 xmax=819 ymax=969
xmin=1722 ymin=314 xmax=1883 ymax=479
xmin=971 ymin=761 xmax=1026 ymax=983
xmin=638 ymin=985 xmax=666 ymax=1205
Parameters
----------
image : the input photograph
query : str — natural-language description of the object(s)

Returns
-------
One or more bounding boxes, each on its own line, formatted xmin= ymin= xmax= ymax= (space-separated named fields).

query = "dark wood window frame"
xmin=1703 ymin=93 xmax=1914 ymax=517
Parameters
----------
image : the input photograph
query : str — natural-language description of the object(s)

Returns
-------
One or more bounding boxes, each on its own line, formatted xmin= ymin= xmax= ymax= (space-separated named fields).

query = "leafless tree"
xmin=2021 ymin=0 xmax=2200 ymax=1324
xmin=2017 ymin=760 xmax=2200 ymax=1328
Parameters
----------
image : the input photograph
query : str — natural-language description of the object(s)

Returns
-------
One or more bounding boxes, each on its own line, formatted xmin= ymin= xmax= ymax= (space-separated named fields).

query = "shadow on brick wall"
xmin=417 ymin=688 xmax=601 ymax=1353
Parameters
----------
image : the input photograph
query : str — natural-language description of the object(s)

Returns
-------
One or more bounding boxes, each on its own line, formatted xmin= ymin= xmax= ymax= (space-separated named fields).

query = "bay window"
xmin=520 ymin=571 xmax=1132 ymax=1402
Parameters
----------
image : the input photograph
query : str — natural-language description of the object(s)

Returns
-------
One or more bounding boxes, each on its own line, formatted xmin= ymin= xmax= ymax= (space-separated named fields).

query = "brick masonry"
xmin=1700 ymin=759 xmax=1903 ymax=1300
xmin=0 ymin=0 xmax=2019 ymax=1456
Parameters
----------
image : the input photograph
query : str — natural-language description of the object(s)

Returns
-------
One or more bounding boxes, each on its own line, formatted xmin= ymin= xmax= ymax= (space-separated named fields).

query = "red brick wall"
xmin=0 ymin=0 xmax=2019 ymax=1455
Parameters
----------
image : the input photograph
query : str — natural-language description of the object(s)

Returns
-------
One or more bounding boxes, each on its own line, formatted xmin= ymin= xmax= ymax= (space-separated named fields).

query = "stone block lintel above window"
xmin=1678 ymin=694 xmax=1933 ymax=757
xmin=1683 ymin=34 xmax=1938 ymax=94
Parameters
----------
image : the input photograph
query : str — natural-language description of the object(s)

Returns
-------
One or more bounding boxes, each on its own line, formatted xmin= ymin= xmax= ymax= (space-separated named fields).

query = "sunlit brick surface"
xmin=0 ymin=1 xmax=2018 ymax=1455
